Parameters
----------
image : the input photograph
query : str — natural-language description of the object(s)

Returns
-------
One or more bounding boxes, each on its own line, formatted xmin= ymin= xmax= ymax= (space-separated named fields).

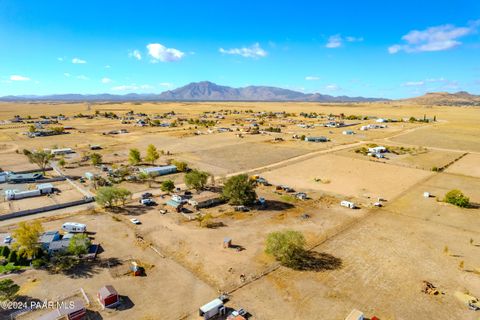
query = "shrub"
xmin=32 ymin=258 xmax=46 ymax=269
xmin=444 ymin=189 xmax=470 ymax=208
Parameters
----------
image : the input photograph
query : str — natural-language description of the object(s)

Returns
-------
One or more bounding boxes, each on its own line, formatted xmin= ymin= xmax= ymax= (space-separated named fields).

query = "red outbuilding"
xmin=97 ymin=285 xmax=120 ymax=308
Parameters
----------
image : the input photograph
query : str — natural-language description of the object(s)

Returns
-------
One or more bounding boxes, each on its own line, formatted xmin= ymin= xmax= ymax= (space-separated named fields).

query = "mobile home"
xmin=50 ymin=148 xmax=74 ymax=155
xmin=62 ymin=222 xmax=87 ymax=233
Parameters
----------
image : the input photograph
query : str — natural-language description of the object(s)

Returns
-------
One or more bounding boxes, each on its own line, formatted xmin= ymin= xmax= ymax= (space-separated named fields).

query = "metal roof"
xmin=200 ymin=298 xmax=223 ymax=312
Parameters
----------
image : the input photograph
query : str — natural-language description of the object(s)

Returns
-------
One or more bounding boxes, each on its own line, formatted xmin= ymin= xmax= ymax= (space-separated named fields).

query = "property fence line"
xmin=11 ymin=167 xmax=53 ymax=174
xmin=0 ymin=197 xmax=95 ymax=221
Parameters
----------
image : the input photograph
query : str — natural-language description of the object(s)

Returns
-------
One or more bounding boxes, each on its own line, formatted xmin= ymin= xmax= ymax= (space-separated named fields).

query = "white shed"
xmin=199 ymin=298 xmax=225 ymax=319
xmin=341 ymin=200 xmax=356 ymax=209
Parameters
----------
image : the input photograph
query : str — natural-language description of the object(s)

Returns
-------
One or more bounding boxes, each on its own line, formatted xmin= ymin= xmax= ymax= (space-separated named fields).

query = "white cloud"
xmin=57 ymin=57 xmax=64 ymax=62
xmin=63 ymin=73 xmax=71 ymax=77
xmin=219 ymin=43 xmax=267 ymax=58
xmin=111 ymin=84 xmax=153 ymax=91
xmin=326 ymin=35 xmax=342 ymax=48
xmin=76 ymin=75 xmax=89 ymax=80
xmin=101 ymin=77 xmax=112 ymax=84
xmin=159 ymin=82 xmax=173 ymax=87
xmin=326 ymin=34 xmax=363 ymax=48
xmin=388 ymin=20 xmax=480 ymax=54
xmin=325 ymin=84 xmax=341 ymax=91
xmin=104 ymin=65 xmax=111 ymax=69
xmin=425 ymin=77 xmax=446 ymax=83
xmin=146 ymin=43 xmax=184 ymax=62
xmin=72 ymin=58 xmax=87 ymax=64
xmin=10 ymin=75 xmax=30 ymax=81
xmin=402 ymin=81 xmax=425 ymax=87
xmin=129 ymin=49 xmax=142 ymax=60
xmin=305 ymin=76 xmax=320 ymax=81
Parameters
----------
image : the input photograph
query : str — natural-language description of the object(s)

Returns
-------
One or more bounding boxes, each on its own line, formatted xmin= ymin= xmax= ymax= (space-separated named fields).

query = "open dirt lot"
xmin=261 ymin=153 xmax=432 ymax=201
xmin=444 ymin=153 xmax=480 ymax=178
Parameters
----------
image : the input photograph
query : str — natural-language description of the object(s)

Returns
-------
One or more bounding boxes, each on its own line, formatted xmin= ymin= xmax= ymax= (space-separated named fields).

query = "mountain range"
xmin=0 ymin=81 xmax=385 ymax=102
xmin=1 ymin=81 xmax=478 ymax=105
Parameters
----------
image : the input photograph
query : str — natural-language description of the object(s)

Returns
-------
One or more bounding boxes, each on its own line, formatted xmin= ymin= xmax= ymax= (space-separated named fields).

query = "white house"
xmin=368 ymin=146 xmax=387 ymax=153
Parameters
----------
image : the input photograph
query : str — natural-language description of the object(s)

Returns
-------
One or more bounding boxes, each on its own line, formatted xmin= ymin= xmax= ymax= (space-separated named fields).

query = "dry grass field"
xmin=0 ymin=101 xmax=479 ymax=319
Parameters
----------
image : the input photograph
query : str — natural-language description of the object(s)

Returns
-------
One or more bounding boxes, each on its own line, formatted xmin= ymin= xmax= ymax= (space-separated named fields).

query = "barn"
xmin=98 ymin=285 xmax=120 ymax=308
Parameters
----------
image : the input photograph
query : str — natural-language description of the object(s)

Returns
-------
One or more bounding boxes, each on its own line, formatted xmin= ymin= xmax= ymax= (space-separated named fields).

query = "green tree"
xmin=172 ymin=160 xmax=188 ymax=172
xmin=145 ymin=144 xmax=160 ymax=164
xmin=90 ymin=153 xmax=103 ymax=166
xmin=0 ymin=246 xmax=10 ymax=258
xmin=24 ymin=150 xmax=53 ymax=174
xmin=68 ymin=234 xmax=91 ymax=256
xmin=0 ymin=279 xmax=20 ymax=301
xmin=28 ymin=125 xmax=36 ymax=133
xmin=58 ymin=157 xmax=66 ymax=168
xmin=444 ymin=189 xmax=470 ymax=208
xmin=7 ymin=251 xmax=18 ymax=264
xmin=12 ymin=221 xmax=44 ymax=259
xmin=129 ymin=148 xmax=142 ymax=165
xmin=265 ymin=230 xmax=306 ymax=268
xmin=184 ymin=169 xmax=209 ymax=191
xmin=161 ymin=180 xmax=175 ymax=193
xmin=96 ymin=186 xmax=132 ymax=208
xmin=222 ymin=174 xmax=257 ymax=205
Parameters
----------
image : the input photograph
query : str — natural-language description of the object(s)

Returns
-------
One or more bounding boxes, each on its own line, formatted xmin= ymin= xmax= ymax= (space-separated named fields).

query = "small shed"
xmin=223 ymin=238 xmax=232 ymax=248
xmin=345 ymin=309 xmax=364 ymax=320
xmin=98 ymin=285 xmax=120 ymax=308
xmin=341 ymin=200 xmax=356 ymax=209
xmin=166 ymin=199 xmax=183 ymax=212
xmin=84 ymin=172 xmax=96 ymax=180
xmin=199 ymin=298 xmax=225 ymax=319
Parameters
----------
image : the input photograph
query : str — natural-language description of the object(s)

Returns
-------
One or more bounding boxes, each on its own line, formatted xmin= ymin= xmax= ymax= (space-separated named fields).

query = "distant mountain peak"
xmin=403 ymin=91 xmax=480 ymax=106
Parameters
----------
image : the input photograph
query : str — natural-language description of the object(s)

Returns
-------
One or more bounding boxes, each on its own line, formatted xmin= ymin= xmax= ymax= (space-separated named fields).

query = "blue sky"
xmin=0 ymin=0 xmax=479 ymax=98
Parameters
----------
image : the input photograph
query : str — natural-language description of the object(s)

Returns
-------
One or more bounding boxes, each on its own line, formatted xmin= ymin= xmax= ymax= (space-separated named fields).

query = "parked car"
xmin=130 ymin=218 xmax=141 ymax=225
xmin=3 ymin=235 xmax=12 ymax=244
xmin=140 ymin=198 xmax=156 ymax=206
xmin=141 ymin=192 xmax=153 ymax=199
xmin=231 ymin=309 xmax=247 ymax=316
xmin=234 ymin=205 xmax=250 ymax=212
